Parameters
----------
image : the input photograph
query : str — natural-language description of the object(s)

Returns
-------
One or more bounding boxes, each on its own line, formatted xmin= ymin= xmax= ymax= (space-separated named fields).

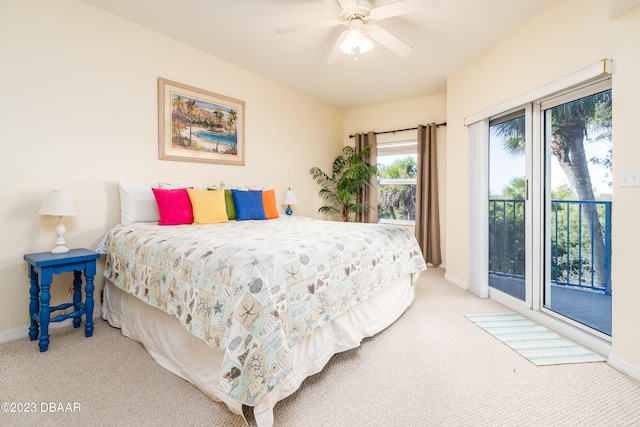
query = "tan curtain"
xmin=415 ymin=124 xmax=442 ymax=265
xmin=354 ymin=132 xmax=378 ymax=223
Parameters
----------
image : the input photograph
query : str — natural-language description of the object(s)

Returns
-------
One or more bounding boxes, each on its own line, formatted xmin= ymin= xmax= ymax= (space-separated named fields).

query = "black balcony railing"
xmin=489 ymin=199 xmax=612 ymax=295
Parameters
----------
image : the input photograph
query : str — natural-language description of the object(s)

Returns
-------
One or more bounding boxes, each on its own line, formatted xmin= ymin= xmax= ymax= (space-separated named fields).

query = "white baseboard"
xmin=0 ymin=325 xmax=35 ymax=344
xmin=0 ymin=311 xmax=102 ymax=345
xmin=608 ymin=352 xmax=640 ymax=382
xmin=443 ymin=272 xmax=468 ymax=290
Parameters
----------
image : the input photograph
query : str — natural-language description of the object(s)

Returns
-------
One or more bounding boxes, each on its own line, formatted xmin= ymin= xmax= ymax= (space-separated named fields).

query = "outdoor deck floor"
xmin=489 ymin=275 xmax=611 ymax=336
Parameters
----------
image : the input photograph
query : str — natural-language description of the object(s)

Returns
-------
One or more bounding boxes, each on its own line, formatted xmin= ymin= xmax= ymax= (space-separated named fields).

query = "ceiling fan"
xmin=276 ymin=0 xmax=437 ymax=63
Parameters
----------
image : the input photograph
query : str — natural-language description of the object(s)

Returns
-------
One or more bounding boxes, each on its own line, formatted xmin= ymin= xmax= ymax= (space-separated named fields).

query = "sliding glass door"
xmin=485 ymin=79 xmax=612 ymax=338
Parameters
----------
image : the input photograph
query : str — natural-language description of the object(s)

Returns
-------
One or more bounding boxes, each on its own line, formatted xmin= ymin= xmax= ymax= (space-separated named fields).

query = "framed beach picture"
xmin=158 ymin=78 xmax=245 ymax=166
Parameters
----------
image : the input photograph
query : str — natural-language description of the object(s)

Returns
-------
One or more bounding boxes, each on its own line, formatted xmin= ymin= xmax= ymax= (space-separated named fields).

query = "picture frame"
xmin=158 ymin=78 xmax=245 ymax=166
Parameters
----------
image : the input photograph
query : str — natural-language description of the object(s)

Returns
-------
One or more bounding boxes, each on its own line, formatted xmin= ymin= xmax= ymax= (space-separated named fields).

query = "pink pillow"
xmin=151 ymin=187 xmax=194 ymax=225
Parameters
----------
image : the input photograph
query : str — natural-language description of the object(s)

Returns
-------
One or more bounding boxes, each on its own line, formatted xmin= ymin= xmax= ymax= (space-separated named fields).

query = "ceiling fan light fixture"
xmin=339 ymin=19 xmax=375 ymax=57
xmin=340 ymin=27 xmax=361 ymax=54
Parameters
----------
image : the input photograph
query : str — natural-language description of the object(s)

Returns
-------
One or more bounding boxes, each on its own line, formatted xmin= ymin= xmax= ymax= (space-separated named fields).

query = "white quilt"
xmin=98 ymin=217 xmax=426 ymax=408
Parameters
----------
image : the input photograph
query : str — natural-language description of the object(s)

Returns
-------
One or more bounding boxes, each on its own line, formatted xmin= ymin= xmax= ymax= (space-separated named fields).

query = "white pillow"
xmin=222 ymin=182 xmax=274 ymax=190
xmin=118 ymin=179 xmax=160 ymax=225
xmin=157 ymin=181 xmax=199 ymax=189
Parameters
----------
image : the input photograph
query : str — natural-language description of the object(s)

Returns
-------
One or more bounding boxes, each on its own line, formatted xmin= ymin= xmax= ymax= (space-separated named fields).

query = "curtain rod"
xmin=348 ymin=122 xmax=446 ymax=138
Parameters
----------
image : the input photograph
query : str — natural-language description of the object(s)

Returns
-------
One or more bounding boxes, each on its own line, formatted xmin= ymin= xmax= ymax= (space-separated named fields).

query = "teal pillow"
xmin=231 ymin=190 xmax=266 ymax=221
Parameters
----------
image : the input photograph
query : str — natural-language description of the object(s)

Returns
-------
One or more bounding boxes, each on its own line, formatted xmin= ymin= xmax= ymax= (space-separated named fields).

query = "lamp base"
xmin=51 ymin=245 xmax=70 ymax=254
xmin=51 ymin=216 xmax=69 ymax=253
xmin=285 ymin=206 xmax=293 ymax=216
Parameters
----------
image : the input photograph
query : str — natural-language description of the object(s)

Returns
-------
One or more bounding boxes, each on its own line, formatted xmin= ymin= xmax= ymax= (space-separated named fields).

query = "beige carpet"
xmin=2 ymin=268 xmax=639 ymax=427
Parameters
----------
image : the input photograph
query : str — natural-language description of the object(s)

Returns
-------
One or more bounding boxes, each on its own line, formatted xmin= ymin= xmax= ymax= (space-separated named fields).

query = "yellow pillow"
xmin=186 ymin=188 xmax=228 ymax=224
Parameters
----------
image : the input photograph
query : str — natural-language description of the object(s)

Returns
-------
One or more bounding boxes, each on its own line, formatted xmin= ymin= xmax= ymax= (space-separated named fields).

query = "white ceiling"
xmin=81 ymin=0 xmax=557 ymax=110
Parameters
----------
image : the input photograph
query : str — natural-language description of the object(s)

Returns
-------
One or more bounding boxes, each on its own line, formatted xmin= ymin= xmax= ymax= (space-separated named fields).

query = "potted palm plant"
xmin=309 ymin=145 xmax=377 ymax=222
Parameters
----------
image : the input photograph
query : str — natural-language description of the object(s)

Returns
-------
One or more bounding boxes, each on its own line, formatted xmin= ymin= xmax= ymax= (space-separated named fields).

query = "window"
xmin=377 ymin=140 xmax=417 ymax=224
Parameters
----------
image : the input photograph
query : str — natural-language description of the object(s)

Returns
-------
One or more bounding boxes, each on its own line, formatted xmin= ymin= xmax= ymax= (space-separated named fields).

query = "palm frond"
xmin=502 ymin=136 xmax=525 ymax=157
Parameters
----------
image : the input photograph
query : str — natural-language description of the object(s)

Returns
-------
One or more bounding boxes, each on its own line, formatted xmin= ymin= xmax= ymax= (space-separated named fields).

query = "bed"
xmin=98 ymin=187 xmax=426 ymax=426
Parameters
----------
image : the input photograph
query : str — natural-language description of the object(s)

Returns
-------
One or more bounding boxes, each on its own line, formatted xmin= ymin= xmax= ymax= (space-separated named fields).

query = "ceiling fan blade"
xmin=276 ymin=19 xmax=342 ymax=34
xmin=338 ymin=0 xmax=358 ymax=11
xmin=370 ymin=0 xmax=437 ymax=20
xmin=367 ymin=25 xmax=412 ymax=57
xmin=327 ymin=30 xmax=349 ymax=64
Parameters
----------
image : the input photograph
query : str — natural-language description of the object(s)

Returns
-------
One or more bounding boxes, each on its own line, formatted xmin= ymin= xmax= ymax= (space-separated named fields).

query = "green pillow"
xmin=225 ymin=189 xmax=237 ymax=220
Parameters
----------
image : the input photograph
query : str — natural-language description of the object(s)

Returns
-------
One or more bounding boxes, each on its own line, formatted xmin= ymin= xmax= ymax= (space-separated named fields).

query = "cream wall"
xmin=344 ymin=94 xmax=448 ymax=264
xmin=0 ymin=0 xmax=344 ymax=337
xmin=446 ymin=0 xmax=640 ymax=373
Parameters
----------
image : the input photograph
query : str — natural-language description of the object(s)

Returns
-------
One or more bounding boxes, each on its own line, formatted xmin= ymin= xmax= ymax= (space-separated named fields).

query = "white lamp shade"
xmin=359 ymin=35 xmax=373 ymax=54
xmin=283 ymin=189 xmax=298 ymax=205
xmin=340 ymin=28 xmax=361 ymax=54
xmin=39 ymin=190 xmax=78 ymax=216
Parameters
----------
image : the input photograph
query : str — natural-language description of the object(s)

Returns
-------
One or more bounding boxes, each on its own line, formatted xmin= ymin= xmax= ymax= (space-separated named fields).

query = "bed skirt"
xmin=102 ymin=273 xmax=416 ymax=426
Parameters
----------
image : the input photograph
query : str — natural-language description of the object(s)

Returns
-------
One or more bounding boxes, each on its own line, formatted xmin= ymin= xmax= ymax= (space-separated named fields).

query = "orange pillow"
xmin=262 ymin=189 xmax=279 ymax=219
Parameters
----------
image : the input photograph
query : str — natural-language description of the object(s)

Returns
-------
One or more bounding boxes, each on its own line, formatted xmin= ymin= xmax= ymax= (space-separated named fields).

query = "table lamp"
xmin=39 ymin=190 xmax=78 ymax=253
xmin=283 ymin=188 xmax=298 ymax=216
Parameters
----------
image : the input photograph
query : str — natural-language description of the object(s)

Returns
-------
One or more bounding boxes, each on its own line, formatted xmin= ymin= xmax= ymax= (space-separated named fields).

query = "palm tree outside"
xmin=377 ymin=156 xmax=417 ymax=221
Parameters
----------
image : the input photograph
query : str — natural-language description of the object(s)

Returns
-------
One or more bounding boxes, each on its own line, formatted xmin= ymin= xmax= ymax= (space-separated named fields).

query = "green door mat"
xmin=465 ymin=312 xmax=606 ymax=366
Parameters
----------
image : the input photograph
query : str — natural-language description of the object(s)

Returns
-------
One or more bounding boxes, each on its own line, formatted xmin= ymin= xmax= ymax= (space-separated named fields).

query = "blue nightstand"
xmin=24 ymin=248 xmax=100 ymax=352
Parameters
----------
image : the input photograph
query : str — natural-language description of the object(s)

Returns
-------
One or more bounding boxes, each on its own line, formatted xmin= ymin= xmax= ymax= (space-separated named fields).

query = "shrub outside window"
xmin=377 ymin=141 xmax=417 ymax=224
